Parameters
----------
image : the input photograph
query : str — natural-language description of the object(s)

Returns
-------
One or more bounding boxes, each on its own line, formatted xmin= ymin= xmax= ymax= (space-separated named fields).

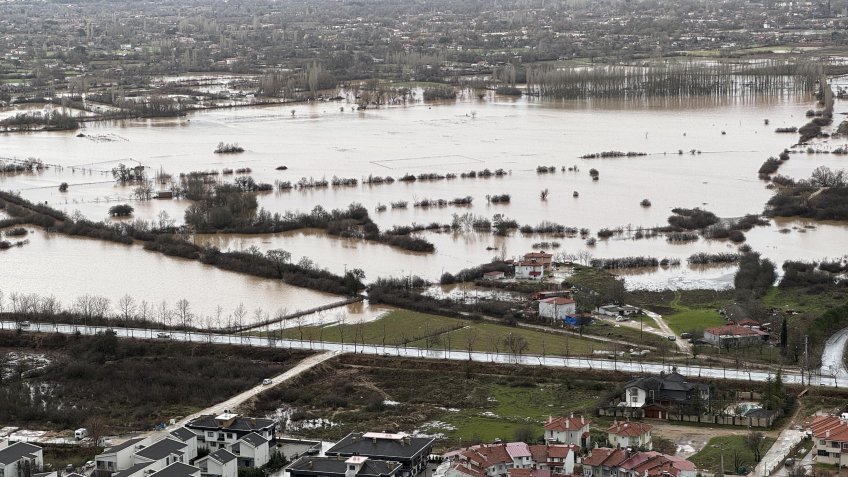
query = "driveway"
xmin=642 ymin=310 xmax=691 ymax=354
xmin=752 ymin=429 xmax=805 ymax=477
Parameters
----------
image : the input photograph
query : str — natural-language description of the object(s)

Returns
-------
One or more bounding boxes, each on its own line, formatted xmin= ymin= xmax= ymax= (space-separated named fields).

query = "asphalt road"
xmin=820 ymin=326 xmax=848 ymax=378
xmin=3 ymin=321 xmax=844 ymax=387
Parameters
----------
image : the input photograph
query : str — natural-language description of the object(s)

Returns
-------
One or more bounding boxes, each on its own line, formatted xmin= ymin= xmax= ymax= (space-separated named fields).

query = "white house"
xmin=185 ymin=413 xmax=275 ymax=452
xmin=514 ymin=261 xmax=544 ymax=280
xmin=538 ymin=298 xmax=576 ymax=322
xmin=132 ymin=437 xmax=190 ymax=472
xmin=149 ymin=462 xmax=201 ymax=477
xmin=169 ymin=429 xmax=198 ymax=463
xmin=195 ymin=449 xmax=237 ymax=477
xmin=607 ymin=421 xmax=652 ymax=450
xmin=0 ymin=440 xmax=44 ymax=477
xmin=482 ymin=271 xmax=505 ymax=280
xmin=543 ymin=415 xmax=591 ymax=448
xmin=95 ymin=437 xmax=151 ymax=473
xmin=231 ymin=433 xmax=269 ymax=468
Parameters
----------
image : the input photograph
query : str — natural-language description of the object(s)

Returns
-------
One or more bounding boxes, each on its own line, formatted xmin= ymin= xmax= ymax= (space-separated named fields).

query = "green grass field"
xmin=438 ymin=382 xmax=600 ymax=443
xmin=276 ymin=309 xmax=611 ymax=355
xmin=664 ymin=309 xmax=726 ymax=335
xmin=690 ymin=435 xmax=776 ymax=474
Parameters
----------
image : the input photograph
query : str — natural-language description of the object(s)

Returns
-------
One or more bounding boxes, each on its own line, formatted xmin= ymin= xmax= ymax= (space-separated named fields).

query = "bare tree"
xmin=118 ymin=295 xmax=136 ymax=333
xmin=745 ymin=431 xmax=766 ymax=463
xmin=84 ymin=415 xmax=109 ymax=448
xmin=464 ymin=327 xmax=480 ymax=360
xmin=503 ymin=333 xmax=529 ymax=361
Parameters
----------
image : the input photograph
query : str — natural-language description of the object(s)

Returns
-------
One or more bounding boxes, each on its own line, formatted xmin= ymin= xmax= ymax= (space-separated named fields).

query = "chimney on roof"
xmin=827 ymin=430 xmax=831 ymax=438
xmin=570 ymin=412 xmax=574 ymax=419
xmin=581 ymin=416 xmax=585 ymax=425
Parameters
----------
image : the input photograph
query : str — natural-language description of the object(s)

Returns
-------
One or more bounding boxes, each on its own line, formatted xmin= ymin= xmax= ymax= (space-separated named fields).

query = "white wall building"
xmin=538 ymin=298 xmax=576 ymax=322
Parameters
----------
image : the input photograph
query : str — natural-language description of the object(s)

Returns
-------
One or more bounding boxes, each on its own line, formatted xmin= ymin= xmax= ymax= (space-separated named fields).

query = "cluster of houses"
xmin=92 ymin=412 xmax=274 ymax=477
xmin=287 ymin=432 xmax=434 ymax=477
xmin=436 ymin=413 xmax=687 ymax=477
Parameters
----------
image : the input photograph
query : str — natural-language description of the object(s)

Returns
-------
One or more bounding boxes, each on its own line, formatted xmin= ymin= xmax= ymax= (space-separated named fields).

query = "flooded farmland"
xmin=2 ymin=85 xmax=848 ymax=301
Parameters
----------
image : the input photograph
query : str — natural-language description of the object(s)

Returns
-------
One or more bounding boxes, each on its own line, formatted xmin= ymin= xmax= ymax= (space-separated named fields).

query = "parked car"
xmin=680 ymin=332 xmax=692 ymax=339
xmin=74 ymin=428 xmax=88 ymax=440
xmin=784 ymin=458 xmax=795 ymax=467
xmin=667 ymin=335 xmax=677 ymax=341
xmin=262 ymin=379 xmax=273 ymax=386
xmin=156 ymin=332 xmax=170 ymax=339
xmin=19 ymin=321 xmax=31 ymax=328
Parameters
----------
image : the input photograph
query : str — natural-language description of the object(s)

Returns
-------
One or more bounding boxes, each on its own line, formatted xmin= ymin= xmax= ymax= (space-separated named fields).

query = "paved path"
xmin=143 ymin=350 xmax=338 ymax=442
xmin=3 ymin=321 xmax=846 ymax=387
xmin=820 ymin=326 xmax=848 ymax=378
xmin=643 ymin=310 xmax=691 ymax=353
xmin=752 ymin=429 xmax=805 ymax=477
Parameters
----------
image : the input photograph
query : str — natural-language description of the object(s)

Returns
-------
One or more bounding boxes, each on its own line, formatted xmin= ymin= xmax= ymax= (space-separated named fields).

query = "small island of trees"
xmin=214 ymin=142 xmax=245 ymax=154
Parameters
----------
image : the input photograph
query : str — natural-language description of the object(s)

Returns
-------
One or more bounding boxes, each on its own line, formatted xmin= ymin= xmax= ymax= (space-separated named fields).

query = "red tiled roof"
xmin=508 ymin=469 xmax=533 ymax=477
xmin=544 ymin=416 xmax=590 ymax=432
xmin=524 ymin=252 xmax=553 ymax=259
xmin=517 ymin=261 xmax=545 ymax=267
xmin=607 ymin=421 xmax=652 ymax=437
xmin=528 ymin=445 xmax=578 ymax=461
xmin=811 ymin=415 xmax=848 ymax=441
xmin=582 ymin=448 xmax=628 ymax=468
xmin=704 ymin=324 xmax=767 ymax=337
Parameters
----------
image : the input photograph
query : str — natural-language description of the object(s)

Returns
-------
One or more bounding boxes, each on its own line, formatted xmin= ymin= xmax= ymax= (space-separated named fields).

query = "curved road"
xmin=3 ymin=321 xmax=845 ymax=387
xmin=820 ymin=326 xmax=848 ymax=378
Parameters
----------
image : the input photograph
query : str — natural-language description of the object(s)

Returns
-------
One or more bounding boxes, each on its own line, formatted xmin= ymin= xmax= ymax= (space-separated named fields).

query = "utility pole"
xmin=804 ymin=334 xmax=809 ymax=386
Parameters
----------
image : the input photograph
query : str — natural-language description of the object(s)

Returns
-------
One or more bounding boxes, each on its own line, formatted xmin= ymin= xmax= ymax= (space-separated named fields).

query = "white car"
xmin=262 ymin=379 xmax=273 ymax=386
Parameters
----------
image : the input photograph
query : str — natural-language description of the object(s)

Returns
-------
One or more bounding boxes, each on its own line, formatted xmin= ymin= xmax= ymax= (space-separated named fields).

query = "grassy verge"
xmin=690 ymin=435 xmax=776 ymax=474
xmin=42 ymin=444 xmax=103 ymax=470
xmin=277 ymin=310 xmax=612 ymax=355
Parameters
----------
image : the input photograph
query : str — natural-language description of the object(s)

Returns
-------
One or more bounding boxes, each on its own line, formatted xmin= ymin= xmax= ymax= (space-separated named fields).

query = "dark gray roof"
xmin=113 ymin=462 xmax=154 ymax=477
xmin=33 ymin=472 xmax=56 ymax=477
xmin=149 ymin=462 xmax=199 ymax=477
xmin=185 ymin=415 xmax=274 ymax=433
xmin=170 ymin=428 xmax=196 ymax=442
xmin=287 ymin=456 xmax=402 ymax=477
xmin=326 ymin=434 xmax=434 ymax=462
xmin=0 ymin=442 xmax=42 ymax=465
xmin=624 ymin=372 xmax=708 ymax=402
xmin=239 ymin=433 xmax=268 ymax=448
xmin=103 ymin=438 xmax=146 ymax=455
xmin=134 ymin=438 xmax=187 ymax=461
xmin=208 ymin=450 xmax=237 ymax=465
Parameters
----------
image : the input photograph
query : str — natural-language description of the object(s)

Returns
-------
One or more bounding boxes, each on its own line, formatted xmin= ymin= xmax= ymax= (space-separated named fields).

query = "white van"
xmin=75 ymin=428 xmax=88 ymax=440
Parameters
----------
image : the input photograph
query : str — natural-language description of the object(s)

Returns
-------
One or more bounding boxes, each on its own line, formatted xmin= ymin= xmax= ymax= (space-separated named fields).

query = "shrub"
xmin=108 ymin=204 xmax=134 ymax=217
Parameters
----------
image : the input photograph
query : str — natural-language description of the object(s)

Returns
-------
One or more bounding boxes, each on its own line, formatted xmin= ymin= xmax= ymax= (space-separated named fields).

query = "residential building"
xmin=811 ymin=415 xmax=848 ymax=466
xmin=326 ymin=432 xmax=434 ymax=477
xmin=607 ymin=421 xmax=652 ymax=450
xmin=622 ymin=372 xmax=709 ymax=418
xmin=230 ymin=433 xmax=270 ymax=468
xmin=703 ymin=325 xmax=768 ymax=348
xmin=133 ymin=437 xmax=192 ymax=471
xmin=95 ymin=437 xmax=151 ymax=474
xmin=482 ymin=271 xmax=505 ymax=280
xmin=446 ymin=442 xmax=577 ymax=477
xmin=514 ymin=261 xmax=544 ymax=280
xmin=538 ymin=298 xmax=577 ymax=322
xmin=185 ymin=413 xmax=276 ymax=451
xmin=195 ymin=449 xmax=237 ymax=477
xmin=286 ymin=456 xmax=402 ymax=477
xmin=149 ymin=462 xmax=201 ymax=477
xmin=522 ymin=252 xmax=553 ymax=269
xmin=596 ymin=305 xmax=641 ymax=318
xmin=0 ymin=439 xmax=44 ymax=477
xmin=543 ymin=415 xmax=591 ymax=448
xmin=582 ymin=448 xmax=695 ymax=477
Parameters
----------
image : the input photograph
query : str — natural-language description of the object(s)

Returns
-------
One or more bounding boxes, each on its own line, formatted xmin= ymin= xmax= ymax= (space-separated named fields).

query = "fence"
xmin=598 ymin=407 xmax=776 ymax=427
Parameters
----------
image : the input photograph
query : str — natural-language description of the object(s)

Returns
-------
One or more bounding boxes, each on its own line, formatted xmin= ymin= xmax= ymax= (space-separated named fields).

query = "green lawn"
xmin=664 ymin=309 xmax=726 ymax=335
xmin=275 ymin=309 xmax=611 ymax=355
xmin=690 ymin=435 xmax=776 ymax=474
xmin=438 ymin=382 xmax=600 ymax=443
xmin=761 ymin=286 xmax=848 ymax=316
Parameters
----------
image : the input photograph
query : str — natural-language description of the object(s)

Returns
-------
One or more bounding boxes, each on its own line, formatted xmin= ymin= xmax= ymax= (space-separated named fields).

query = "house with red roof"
xmin=582 ymin=448 xmax=695 ymax=477
xmin=607 ymin=421 xmax=652 ymax=450
xmin=543 ymin=415 xmax=591 ymax=448
xmin=515 ymin=261 xmax=545 ymax=280
xmin=703 ymin=324 xmax=769 ymax=348
xmin=523 ymin=252 xmax=553 ymax=269
xmin=811 ymin=415 xmax=848 ymax=466
xmin=445 ymin=442 xmax=577 ymax=477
